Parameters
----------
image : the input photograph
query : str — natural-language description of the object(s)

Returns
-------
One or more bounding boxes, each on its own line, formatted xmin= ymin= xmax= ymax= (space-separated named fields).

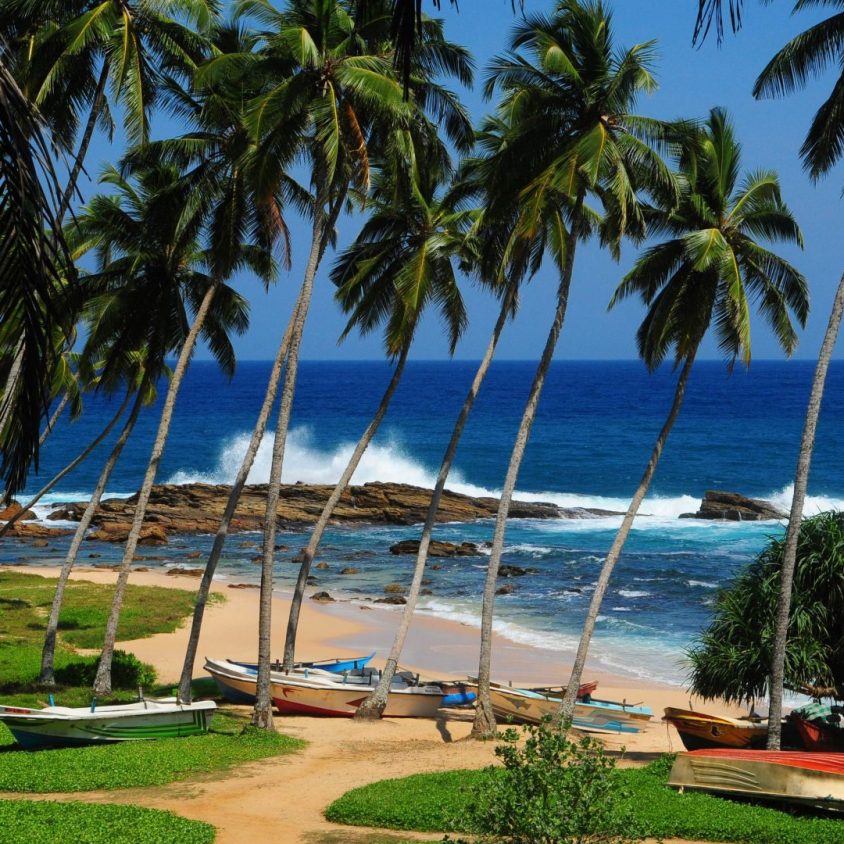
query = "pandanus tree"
xmin=559 ymin=107 xmax=809 ymax=723
xmin=225 ymin=0 xmax=471 ymax=728
xmin=749 ymin=0 xmax=844 ymax=747
xmin=282 ymin=133 xmax=472 ymax=674
xmin=470 ymin=0 xmax=680 ymax=738
xmin=68 ymin=162 xmax=259 ymax=695
xmin=0 ymin=0 xmax=219 ymax=219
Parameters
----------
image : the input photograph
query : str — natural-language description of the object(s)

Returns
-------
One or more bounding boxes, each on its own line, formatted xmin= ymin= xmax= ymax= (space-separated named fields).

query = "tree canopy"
xmin=688 ymin=510 xmax=844 ymax=703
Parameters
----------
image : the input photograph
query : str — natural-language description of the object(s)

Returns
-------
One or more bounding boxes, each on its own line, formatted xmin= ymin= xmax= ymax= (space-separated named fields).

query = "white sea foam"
xmin=686 ymin=579 xmax=718 ymax=589
xmin=766 ymin=484 xmax=844 ymax=516
xmin=617 ymin=589 xmax=650 ymax=599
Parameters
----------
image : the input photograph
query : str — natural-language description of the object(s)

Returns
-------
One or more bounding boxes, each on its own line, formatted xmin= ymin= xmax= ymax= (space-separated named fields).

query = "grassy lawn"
xmin=0 ymin=711 xmax=304 ymax=792
xmin=325 ymin=756 xmax=844 ymax=844
xmin=0 ymin=800 xmax=215 ymax=843
xmin=0 ymin=570 xmax=220 ymax=702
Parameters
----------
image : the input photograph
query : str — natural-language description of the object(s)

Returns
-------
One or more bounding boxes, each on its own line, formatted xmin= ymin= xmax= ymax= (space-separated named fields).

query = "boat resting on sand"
xmin=218 ymin=654 xmax=375 ymax=703
xmin=663 ymin=707 xmax=768 ymax=751
xmin=668 ymin=749 xmax=844 ymax=812
xmin=0 ymin=699 xmax=216 ymax=750
xmin=205 ymin=658 xmax=473 ymax=718
xmin=789 ymin=702 xmax=844 ymax=752
xmin=484 ymin=683 xmax=651 ymax=734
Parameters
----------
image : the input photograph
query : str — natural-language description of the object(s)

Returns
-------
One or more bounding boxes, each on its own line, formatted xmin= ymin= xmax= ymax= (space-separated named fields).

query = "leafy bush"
xmin=54 ymin=650 xmax=157 ymax=690
xmin=448 ymin=721 xmax=638 ymax=844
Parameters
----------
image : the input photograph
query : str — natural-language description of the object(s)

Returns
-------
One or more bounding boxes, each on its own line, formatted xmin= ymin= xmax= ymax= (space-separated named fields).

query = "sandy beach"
xmin=1 ymin=564 xmax=742 ymax=842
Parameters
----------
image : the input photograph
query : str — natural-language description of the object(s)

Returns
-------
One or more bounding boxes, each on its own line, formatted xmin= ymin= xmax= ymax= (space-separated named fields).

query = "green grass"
xmin=325 ymin=756 xmax=844 ymax=844
xmin=0 ymin=800 xmax=215 ymax=843
xmin=0 ymin=570 xmax=221 ymax=699
xmin=0 ymin=712 xmax=304 ymax=793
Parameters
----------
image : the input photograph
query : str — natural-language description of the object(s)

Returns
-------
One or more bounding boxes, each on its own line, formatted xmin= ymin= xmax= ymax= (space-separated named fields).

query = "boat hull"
xmin=669 ymin=749 xmax=844 ymax=812
xmin=663 ymin=708 xmax=767 ymax=751
xmin=489 ymin=687 xmax=650 ymax=734
xmin=791 ymin=713 xmax=844 ymax=752
xmin=0 ymin=701 xmax=215 ymax=749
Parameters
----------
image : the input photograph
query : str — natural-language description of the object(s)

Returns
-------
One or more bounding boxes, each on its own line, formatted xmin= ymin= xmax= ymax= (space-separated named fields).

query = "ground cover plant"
xmin=0 ymin=800 xmax=215 ymax=844
xmin=0 ymin=570 xmax=210 ymax=697
xmin=326 ymin=754 xmax=844 ymax=844
xmin=0 ymin=712 xmax=303 ymax=792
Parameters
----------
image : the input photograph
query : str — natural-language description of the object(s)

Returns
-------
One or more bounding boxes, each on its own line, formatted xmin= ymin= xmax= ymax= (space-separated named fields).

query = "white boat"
xmin=485 ymin=683 xmax=651 ymax=734
xmin=204 ymin=658 xmax=471 ymax=718
xmin=0 ymin=698 xmax=216 ymax=749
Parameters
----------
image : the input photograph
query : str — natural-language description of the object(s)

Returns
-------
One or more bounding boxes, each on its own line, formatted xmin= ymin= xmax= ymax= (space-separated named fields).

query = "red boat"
xmin=790 ymin=703 xmax=844 ymax=751
xmin=669 ymin=749 xmax=844 ymax=812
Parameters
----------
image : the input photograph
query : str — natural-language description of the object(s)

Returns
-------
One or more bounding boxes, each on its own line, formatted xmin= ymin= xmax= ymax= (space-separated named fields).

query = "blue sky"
xmin=81 ymin=0 xmax=844 ymax=362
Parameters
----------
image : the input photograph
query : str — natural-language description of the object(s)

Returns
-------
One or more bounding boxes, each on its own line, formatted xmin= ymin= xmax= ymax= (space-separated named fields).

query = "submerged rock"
xmin=389 ymin=539 xmax=480 ymax=557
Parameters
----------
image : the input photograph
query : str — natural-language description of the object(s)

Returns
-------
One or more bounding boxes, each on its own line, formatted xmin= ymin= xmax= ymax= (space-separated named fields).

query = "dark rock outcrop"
xmin=389 ymin=539 xmax=480 ymax=557
xmin=310 ymin=591 xmax=335 ymax=602
xmin=680 ymin=490 xmax=786 ymax=522
xmin=46 ymin=481 xmax=566 ymax=541
xmin=498 ymin=564 xmax=539 ymax=578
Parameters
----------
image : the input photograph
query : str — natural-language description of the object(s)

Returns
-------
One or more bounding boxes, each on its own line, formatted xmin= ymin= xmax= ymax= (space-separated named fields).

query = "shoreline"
xmin=3 ymin=564 xmax=746 ymax=755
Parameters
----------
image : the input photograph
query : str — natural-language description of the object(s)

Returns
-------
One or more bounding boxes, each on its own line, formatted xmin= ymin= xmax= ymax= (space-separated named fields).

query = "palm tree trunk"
xmin=766 ymin=274 xmax=844 ymax=749
xmin=559 ymin=352 xmax=697 ymax=724
xmin=39 ymin=383 xmax=146 ymax=686
xmin=39 ymin=391 xmax=70 ymax=448
xmin=0 ymin=389 xmax=131 ymax=537
xmin=58 ymin=64 xmax=108 ymax=224
xmin=251 ymin=208 xmax=326 ymax=730
xmin=177 ymin=288 xmax=306 ymax=702
xmin=471 ymin=195 xmax=584 ymax=739
xmin=282 ymin=343 xmax=411 ymax=670
xmin=0 ymin=344 xmax=24 ymax=439
xmin=355 ymin=285 xmax=515 ymax=720
xmin=92 ymin=283 xmax=218 ymax=695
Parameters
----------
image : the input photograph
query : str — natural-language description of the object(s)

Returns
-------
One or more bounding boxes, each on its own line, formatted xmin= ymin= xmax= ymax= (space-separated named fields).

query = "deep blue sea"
xmin=5 ymin=360 xmax=844 ymax=685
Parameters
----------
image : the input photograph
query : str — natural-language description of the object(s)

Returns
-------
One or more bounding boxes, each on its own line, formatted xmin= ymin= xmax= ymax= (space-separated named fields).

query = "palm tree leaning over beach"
xmin=79 ymin=162 xmax=258 ymax=695
xmin=559 ymin=107 xmax=809 ymax=724
xmin=470 ymin=0 xmax=678 ymax=739
xmin=353 ymin=114 xmax=545 ymax=719
xmin=282 ymin=133 xmax=473 ymax=672
xmin=749 ymin=3 xmax=844 ymax=748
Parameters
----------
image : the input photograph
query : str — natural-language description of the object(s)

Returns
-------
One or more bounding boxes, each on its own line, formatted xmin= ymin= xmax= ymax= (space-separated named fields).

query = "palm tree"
xmin=559 ymin=107 xmax=808 ymax=724
xmin=470 ymin=0 xmax=679 ymax=739
xmin=227 ymin=0 xmax=470 ymax=729
xmin=2 ymin=0 xmax=217 ymax=219
xmin=0 ymin=41 xmax=76 ymax=500
xmin=282 ymin=135 xmax=472 ymax=674
xmin=751 ymin=3 xmax=844 ymax=747
xmin=65 ymin=162 xmax=259 ymax=695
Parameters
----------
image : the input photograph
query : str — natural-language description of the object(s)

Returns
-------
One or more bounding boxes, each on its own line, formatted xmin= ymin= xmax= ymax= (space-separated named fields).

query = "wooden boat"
xmin=204 ymin=658 xmax=472 ymax=718
xmin=483 ymin=683 xmax=651 ymax=734
xmin=663 ymin=707 xmax=768 ymax=751
xmin=0 ymin=698 xmax=216 ymax=750
xmin=789 ymin=702 xmax=844 ymax=752
xmin=668 ymin=749 xmax=844 ymax=812
xmin=219 ymin=654 xmax=376 ymax=702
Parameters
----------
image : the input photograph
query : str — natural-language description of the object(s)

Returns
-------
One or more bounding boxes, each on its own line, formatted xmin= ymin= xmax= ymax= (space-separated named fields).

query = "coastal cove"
xmin=6 ymin=360 xmax=844 ymax=688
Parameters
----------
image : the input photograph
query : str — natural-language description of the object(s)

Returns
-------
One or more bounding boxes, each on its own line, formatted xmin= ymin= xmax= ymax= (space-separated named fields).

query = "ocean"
xmin=5 ymin=360 xmax=844 ymax=686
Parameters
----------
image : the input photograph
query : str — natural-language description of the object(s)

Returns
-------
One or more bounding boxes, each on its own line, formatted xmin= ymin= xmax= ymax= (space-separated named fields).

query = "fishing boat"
xmin=217 ymin=654 xmax=376 ymax=703
xmin=663 ymin=707 xmax=768 ymax=751
xmin=480 ymin=681 xmax=651 ymax=734
xmin=789 ymin=702 xmax=844 ymax=751
xmin=668 ymin=749 xmax=844 ymax=812
xmin=0 ymin=698 xmax=216 ymax=750
xmin=204 ymin=658 xmax=473 ymax=718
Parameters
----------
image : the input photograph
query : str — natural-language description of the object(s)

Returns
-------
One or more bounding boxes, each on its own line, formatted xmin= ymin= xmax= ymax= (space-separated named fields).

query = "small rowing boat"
xmin=663 ymin=707 xmax=768 ymax=751
xmin=0 ymin=698 xmax=216 ymax=750
xmin=481 ymin=681 xmax=651 ymax=734
xmin=668 ymin=749 xmax=844 ymax=812
xmin=204 ymin=658 xmax=473 ymax=718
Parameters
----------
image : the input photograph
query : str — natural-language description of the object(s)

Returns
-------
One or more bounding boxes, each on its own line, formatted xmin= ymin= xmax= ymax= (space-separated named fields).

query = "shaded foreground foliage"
xmin=326 ymin=755 xmax=844 ymax=844
xmin=0 ymin=801 xmax=215 ymax=844
xmin=0 ymin=712 xmax=303 ymax=793
xmin=688 ymin=510 xmax=844 ymax=703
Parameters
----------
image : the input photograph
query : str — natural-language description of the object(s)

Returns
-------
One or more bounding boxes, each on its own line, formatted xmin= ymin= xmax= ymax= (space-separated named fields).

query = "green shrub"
xmin=54 ymin=650 xmax=157 ymax=690
xmin=448 ymin=720 xmax=638 ymax=844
